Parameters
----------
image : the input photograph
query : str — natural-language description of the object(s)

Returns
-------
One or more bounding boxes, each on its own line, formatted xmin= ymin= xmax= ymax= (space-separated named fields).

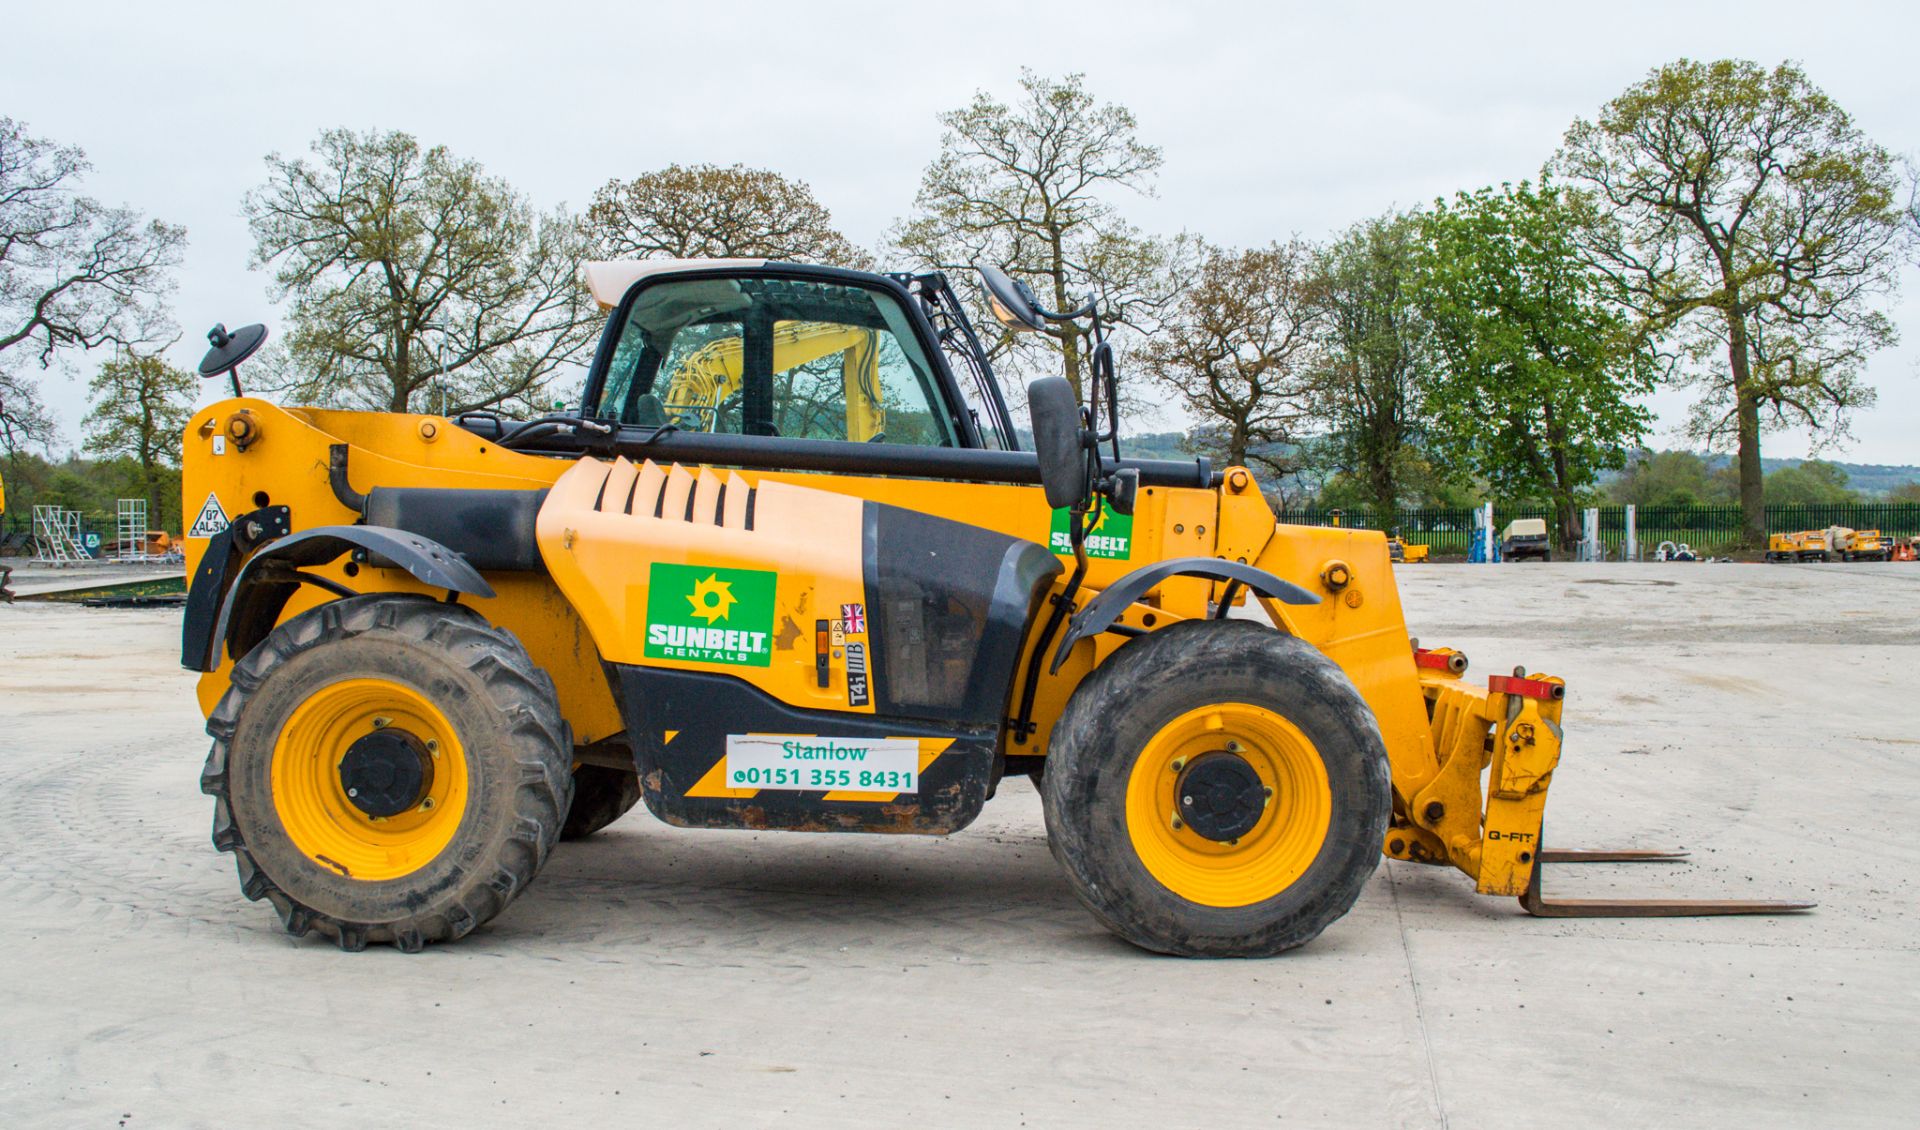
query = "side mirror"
xmin=199 ymin=322 xmax=269 ymax=396
xmin=978 ymin=265 xmax=1047 ymax=333
xmin=1027 ymin=376 xmax=1089 ymax=510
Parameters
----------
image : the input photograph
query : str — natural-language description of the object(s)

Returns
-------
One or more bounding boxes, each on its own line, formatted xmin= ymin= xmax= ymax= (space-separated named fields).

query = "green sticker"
xmin=1049 ymin=501 xmax=1133 ymax=559
xmin=644 ymin=562 xmax=778 ymax=666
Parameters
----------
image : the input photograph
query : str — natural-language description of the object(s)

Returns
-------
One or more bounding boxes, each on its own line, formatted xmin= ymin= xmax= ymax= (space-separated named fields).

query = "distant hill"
xmin=1597 ymin=452 xmax=1920 ymax=497
xmin=1118 ymin=431 xmax=1190 ymax=461
xmin=1709 ymin=455 xmax=1918 ymax=497
xmin=1110 ymin=433 xmax=1919 ymax=495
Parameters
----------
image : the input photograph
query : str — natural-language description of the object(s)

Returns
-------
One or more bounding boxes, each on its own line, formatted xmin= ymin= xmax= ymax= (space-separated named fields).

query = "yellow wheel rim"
xmin=270 ymin=678 xmax=468 ymax=882
xmin=1125 ymin=703 xmax=1332 ymax=908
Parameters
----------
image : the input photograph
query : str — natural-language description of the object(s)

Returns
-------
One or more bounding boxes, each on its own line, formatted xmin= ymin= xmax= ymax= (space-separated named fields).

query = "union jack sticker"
xmin=841 ymin=603 xmax=866 ymax=634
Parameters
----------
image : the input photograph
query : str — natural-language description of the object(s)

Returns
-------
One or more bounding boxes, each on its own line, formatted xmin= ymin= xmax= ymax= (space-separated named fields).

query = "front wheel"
xmin=1042 ymin=619 xmax=1391 ymax=957
xmin=200 ymin=595 xmax=573 ymax=951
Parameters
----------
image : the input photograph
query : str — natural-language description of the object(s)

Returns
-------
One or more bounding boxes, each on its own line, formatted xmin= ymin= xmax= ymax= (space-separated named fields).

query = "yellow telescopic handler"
xmin=181 ymin=260 xmax=1809 ymax=954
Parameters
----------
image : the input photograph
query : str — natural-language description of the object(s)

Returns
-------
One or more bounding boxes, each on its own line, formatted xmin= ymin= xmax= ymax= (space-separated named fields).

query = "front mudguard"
xmin=1048 ymin=556 xmax=1320 ymax=673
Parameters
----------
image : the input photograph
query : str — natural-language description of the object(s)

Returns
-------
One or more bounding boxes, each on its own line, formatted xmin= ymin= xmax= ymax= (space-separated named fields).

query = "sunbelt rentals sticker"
xmin=1049 ymin=500 xmax=1133 ymax=559
xmin=644 ymin=562 xmax=777 ymax=667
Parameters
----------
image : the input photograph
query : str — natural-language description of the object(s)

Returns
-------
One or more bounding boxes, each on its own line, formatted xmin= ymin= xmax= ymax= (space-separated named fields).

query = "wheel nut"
xmin=347 ymin=787 xmax=359 ymax=798
xmin=1225 ymin=741 xmax=1240 ymax=752
xmin=1182 ymin=795 xmax=1194 ymax=806
xmin=372 ymin=716 xmax=391 ymax=730
xmin=1170 ymin=757 xmax=1186 ymax=772
xmin=426 ymin=739 xmax=440 ymax=758
xmin=420 ymin=797 xmax=436 ymax=811
xmin=1171 ymin=816 xmax=1184 ymax=830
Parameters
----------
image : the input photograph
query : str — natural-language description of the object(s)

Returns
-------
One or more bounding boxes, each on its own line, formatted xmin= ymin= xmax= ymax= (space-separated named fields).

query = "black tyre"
xmin=200 ymin=595 xmax=572 ymax=951
xmin=1041 ymin=619 xmax=1391 ymax=957
xmin=561 ymin=764 xmax=641 ymax=839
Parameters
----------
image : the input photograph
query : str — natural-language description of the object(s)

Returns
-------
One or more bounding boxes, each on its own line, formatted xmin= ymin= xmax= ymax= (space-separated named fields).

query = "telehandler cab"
xmin=182 ymin=259 xmax=1808 ymax=955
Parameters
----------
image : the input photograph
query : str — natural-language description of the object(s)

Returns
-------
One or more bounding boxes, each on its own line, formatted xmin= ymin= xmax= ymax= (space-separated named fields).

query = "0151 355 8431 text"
xmin=723 ymin=734 xmax=921 ymax=794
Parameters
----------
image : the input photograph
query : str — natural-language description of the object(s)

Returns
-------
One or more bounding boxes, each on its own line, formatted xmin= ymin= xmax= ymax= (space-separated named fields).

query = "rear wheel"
xmin=200 ymin=595 xmax=572 ymax=951
xmin=1042 ymin=619 xmax=1390 ymax=957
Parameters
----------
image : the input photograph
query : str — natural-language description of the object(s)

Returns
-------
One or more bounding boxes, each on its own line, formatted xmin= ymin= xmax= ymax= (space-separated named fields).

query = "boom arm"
xmin=660 ymin=320 xmax=886 ymax=441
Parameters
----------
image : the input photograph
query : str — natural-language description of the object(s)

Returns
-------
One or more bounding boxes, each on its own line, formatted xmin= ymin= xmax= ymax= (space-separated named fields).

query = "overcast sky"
xmin=5 ymin=0 xmax=1915 ymax=464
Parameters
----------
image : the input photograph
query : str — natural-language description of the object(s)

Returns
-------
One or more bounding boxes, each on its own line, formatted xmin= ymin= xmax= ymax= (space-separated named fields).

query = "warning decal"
xmin=188 ymin=492 xmax=230 ymax=538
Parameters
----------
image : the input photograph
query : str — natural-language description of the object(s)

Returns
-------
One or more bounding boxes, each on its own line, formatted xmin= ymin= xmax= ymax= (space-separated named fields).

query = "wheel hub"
xmin=338 ymin=729 xmax=433 ymax=818
xmin=1177 ymin=751 xmax=1269 ymax=842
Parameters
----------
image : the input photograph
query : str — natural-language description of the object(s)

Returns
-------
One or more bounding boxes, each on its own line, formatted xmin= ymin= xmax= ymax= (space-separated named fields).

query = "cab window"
xmin=591 ymin=276 xmax=959 ymax=447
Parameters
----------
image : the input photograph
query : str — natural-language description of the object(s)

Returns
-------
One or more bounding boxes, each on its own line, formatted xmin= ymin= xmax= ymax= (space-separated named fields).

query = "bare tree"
xmin=1556 ymin=59 xmax=1903 ymax=546
xmin=246 ymin=128 xmax=599 ymax=415
xmin=1135 ymin=241 xmax=1320 ymax=478
xmin=894 ymin=70 xmax=1194 ymax=402
xmin=1906 ymin=160 xmax=1920 ymax=263
xmin=0 ymin=118 xmax=184 ymax=452
xmin=585 ymin=164 xmax=868 ymax=268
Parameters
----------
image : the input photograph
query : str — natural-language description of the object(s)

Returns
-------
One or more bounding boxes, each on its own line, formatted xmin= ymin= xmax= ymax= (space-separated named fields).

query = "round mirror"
xmin=199 ymin=323 xmax=269 ymax=379
xmin=977 ymin=265 xmax=1047 ymax=333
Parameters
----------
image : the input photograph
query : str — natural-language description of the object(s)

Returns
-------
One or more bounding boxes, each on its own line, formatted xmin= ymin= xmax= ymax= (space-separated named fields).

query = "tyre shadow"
xmin=476 ymin=814 xmax=1106 ymax=957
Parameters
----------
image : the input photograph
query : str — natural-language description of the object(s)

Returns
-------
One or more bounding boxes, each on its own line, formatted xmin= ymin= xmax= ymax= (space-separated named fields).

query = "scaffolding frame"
xmin=116 ymin=498 xmax=150 ymax=562
xmin=32 ymin=505 xmax=91 ymax=565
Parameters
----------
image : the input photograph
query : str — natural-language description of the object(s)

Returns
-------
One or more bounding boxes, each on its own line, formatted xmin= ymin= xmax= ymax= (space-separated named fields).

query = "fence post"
xmin=1623 ymin=505 xmax=1636 ymax=562
xmin=1578 ymin=508 xmax=1599 ymax=561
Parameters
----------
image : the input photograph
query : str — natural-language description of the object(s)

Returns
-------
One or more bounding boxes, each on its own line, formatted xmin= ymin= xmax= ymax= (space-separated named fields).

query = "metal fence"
xmin=1276 ymin=503 xmax=1920 ymax=556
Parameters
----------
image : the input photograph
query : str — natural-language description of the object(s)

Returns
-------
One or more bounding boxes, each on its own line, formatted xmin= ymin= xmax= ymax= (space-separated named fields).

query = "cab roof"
xmin=581 ymin=258 xmax=770 ymax=310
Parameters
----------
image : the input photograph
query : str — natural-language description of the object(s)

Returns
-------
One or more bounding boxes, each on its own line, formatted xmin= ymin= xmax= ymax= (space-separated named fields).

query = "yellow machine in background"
xmin=179 ymin=259 xmax=1805 ymax=956
xmin=1767 ymin=530 xmax=1828 ymax=562
xmin=1769 ymin=528 xmax=1891 ymax=562
xmin=1835 ymin=528 xmax=1889 ymax=562
xmin=1386 ymin=532 xmax=1430 ymax=564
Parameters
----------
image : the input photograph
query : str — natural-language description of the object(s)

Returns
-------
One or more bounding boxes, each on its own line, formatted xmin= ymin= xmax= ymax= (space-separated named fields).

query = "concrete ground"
xmin=4 ymin=561 xmax=182 ymax=598
xmin=1 ymin=561 xmax=1915 ymax=1128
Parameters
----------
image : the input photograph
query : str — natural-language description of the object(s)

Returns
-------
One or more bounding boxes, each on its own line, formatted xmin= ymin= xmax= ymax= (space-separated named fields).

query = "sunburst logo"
xmin=687 ymin=573 xmax=737 ymax=623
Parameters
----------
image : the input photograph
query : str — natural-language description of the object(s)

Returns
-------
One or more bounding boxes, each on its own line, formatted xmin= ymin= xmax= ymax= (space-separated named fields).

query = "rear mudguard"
xmin=182 ymin=523 xmax=492 ymax=673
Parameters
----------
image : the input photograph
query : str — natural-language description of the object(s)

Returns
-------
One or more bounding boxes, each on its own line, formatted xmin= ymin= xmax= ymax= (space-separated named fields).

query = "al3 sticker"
xmin=724 ymin=734 xmax=918 ymax=794
xmin=188 ymin=491 xmax=230 ymax=538
xmin=1049 ymin=500 xmax=1132 ymax=559
xmin=644 ymin=562 xmax=777 ymax=667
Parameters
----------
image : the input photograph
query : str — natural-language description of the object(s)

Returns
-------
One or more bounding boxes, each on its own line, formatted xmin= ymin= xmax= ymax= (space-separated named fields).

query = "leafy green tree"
xmin=1607 ymin=450 xmax=1711 ymax=506
xmin=1888 ymin=481 xmax=1920 ymax=504
xmin=1 ymin=118 xmax=185 ymax=453
xmin=1556 ymin=59 xmax=1904 ymax=547
xmin=246 ymin=128 xmax=598 ymax=415
xmin=1764 ymin=459 xmax=1856 ymax=504
xmin=1135 ymin=241 xmax=1320 ymax=477
xmin=1309 ymin=214 xmax=1433 ymax=514
xmin=1412 ymin=181 xmax=1658 ymax=548
xmin=895 ymin=70 xmax=1192 ymax=401
xmin=585 ymin=164 xmax=868 ymax=268
xmin=83 ymin=351 xmax=196 ymax=527
xmin=0 ymin=450 xmax=171 ymax=540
